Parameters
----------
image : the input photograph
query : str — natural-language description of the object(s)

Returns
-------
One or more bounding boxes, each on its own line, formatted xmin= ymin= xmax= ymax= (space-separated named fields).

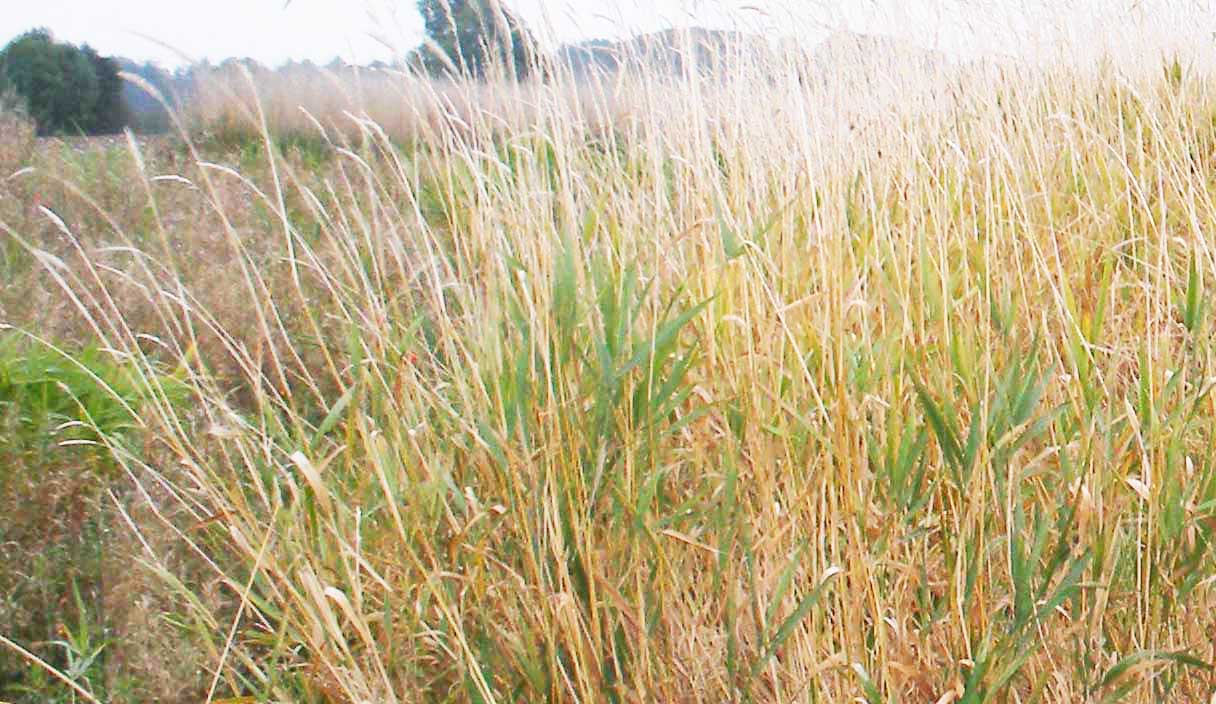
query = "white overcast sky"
xmin=0 ymin=1 xmax=1212 ymax=69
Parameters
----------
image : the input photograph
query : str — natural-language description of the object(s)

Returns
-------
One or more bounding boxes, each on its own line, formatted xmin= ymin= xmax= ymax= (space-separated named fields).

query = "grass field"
xmin=4 ymin=26 xmax=1216 ymax=703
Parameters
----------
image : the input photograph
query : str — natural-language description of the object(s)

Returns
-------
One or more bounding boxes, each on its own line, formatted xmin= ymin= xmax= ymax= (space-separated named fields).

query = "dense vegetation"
xmin=0 ymin=30 xmax=126 ymax=136
xmin=414 ymin=0 xmax=538 ymax=78
xmin=4 ymin=15 xmax=1216 ymax=704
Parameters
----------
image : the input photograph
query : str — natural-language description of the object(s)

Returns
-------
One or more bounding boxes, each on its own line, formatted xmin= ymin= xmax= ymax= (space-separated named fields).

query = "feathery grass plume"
xmin=0 ymin=87 xmax=35 ymax=176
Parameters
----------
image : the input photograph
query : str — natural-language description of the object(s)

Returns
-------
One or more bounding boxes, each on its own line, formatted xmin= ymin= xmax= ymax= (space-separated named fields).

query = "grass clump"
xmin=0 ymin=333 xmax=190 ymax=703
xmin=0 ymin=89 xmax=35 ymax=177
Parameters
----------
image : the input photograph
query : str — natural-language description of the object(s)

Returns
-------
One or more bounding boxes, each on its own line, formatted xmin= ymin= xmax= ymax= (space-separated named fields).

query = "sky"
xmin=0 ymin=1 xmax=1212 ymax=69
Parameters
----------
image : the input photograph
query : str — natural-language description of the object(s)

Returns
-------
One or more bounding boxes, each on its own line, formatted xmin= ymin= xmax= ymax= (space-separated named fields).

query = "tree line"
xmin=0 ymin=0 xmax=546 ymax=136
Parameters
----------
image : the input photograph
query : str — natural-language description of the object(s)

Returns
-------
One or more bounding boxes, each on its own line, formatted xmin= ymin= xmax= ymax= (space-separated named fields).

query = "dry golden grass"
xmin=0 ymin=95 xmax=35 ymax=178
xmin=6 ymin=24 xmax=1216 ymax=703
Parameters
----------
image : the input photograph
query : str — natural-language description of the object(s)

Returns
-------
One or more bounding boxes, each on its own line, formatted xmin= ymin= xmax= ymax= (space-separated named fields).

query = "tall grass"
xmin=6 ymin=20 xmax=1216 ymax=702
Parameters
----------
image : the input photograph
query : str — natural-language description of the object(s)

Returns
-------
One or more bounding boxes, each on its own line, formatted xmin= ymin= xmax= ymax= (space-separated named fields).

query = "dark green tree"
xmin=82 ymin=45 xmax=127 ymax=134
xmin=0 ymin=29 xmax=127 ymax=135
xmin=416 ymin=0 xmax=537 ymax=79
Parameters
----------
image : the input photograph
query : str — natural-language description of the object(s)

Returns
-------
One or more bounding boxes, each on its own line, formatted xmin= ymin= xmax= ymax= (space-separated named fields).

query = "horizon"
xmin=1 ymin=0 xmax=771 ymax=70
xmin=2 ymin=1 xmax=1212 ymax=72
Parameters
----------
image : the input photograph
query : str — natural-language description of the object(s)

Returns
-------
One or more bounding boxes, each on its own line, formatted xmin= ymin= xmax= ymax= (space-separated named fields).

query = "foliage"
xmin=414 ymin=0 xmax=538 ymax=78
xmin=0 ymin=29 xmax=126 ymax=135
xmin=81 ymin=46 xmax=127 ymax=134
xmin=0 ymin=333 xmax=185 ymax=702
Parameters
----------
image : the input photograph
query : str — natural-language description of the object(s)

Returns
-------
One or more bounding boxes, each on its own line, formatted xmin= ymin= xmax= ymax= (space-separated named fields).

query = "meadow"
xmin=3 ymin=27 xmax=1216 ymax=702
